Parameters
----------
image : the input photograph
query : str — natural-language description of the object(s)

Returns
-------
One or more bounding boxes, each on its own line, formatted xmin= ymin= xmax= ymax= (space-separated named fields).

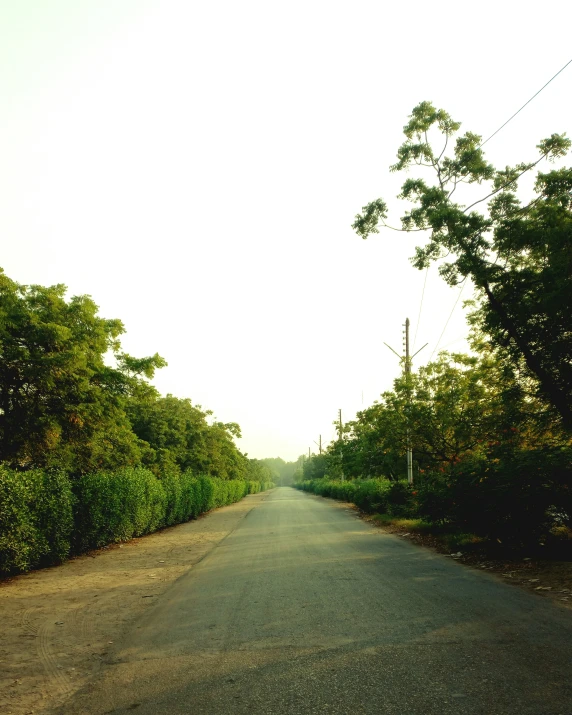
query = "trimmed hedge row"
xmin=0 ymin=467 xmax=74 ymax=574
xmin=296 ymin=460 xmax=572 ymax=550
xmin=295 ymin=478 xmax=412 ymax=516
xmin=0 ymin=464 xmax=273 ymax=575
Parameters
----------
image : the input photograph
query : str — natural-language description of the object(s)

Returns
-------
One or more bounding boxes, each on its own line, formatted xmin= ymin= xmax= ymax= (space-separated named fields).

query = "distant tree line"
xmin=259 ymin=457 xmax=297 ymax=486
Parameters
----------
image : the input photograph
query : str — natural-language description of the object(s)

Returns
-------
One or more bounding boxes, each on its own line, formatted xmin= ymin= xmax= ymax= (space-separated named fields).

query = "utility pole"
xmin=308 ymin=447 xmax=311 ymax=460
xmin=313 ymin=435 xmax=323 ymax=454
xmin=338 ymin=409 xmax=344 ymax=482
xmin=384 ymin=319 xmax=427 ymax=485
xmin=404 ymin=318 xmax=413 ymax=486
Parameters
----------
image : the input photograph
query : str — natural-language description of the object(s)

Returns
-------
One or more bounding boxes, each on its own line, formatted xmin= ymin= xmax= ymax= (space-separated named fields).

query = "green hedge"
xmin=296 ymin=450 xmax=572 ymax=550
xmin=295 ymin=478 xmax=413 ymax=516
xmin=73 ymin=467 xmax=168 ymax=551
xmin=0 ymin=466 xmax=74 ymax=574
xmin=414 ymin=447 xmax=572 ymax=548
xmin=0 ymin=465 xmax=274 ymax=575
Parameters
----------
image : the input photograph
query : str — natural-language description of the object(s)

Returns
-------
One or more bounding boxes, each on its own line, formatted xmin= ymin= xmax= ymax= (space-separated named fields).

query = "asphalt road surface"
xmin=58 ymin=487 xmax=572 ymax=715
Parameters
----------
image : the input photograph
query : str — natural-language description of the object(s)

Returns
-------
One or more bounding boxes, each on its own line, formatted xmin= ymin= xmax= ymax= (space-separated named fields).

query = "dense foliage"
xmin=0 ymin=465 xmax=273 ymax=574
xmin=333 ymin=102 xmax=572 ymax=550
xmin=0 ymin=268 xmax=273 ymax=482
xmin=0 ymin=269 xmax=274 ymax=574
xmin=296 ymin=478 xmax=412 ymax=516
xmin=259 ymin=457 xmax=298 ymax=486
xmin=353 ymin=101 xmax=572 ymax=428
xmin=296 ymin=345 xmax=572 ymax=550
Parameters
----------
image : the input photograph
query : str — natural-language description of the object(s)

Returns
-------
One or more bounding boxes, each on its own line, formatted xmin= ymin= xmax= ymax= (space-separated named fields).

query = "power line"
xmin=412 ymin=266 xmax=429 ymax=352
xmin=480 ymin=57 xmax=572 ymax=148
xmin=427 ymin=59 xmax=571 ymax=359
xmin=430 ymin=282 xmax=466 ymax=361
xmin=386 ymin=59 xmax=571 ymax=370
xmin=440 ymin=335 xmax=468 ymax=351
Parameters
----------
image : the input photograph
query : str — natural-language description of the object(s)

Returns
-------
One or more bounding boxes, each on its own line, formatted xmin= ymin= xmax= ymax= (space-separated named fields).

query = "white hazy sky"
xmin=1 ymin=0 xmax=571 ymax=460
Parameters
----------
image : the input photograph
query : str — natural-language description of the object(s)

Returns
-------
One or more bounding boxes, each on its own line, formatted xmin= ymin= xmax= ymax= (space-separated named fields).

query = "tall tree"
xmin=126 ymin=392 xmax=211 ymax=474
xmin=353 ymin=102 xmax=572 ymax=427
xmin=0 ymin=269 xmax=165 ymax=473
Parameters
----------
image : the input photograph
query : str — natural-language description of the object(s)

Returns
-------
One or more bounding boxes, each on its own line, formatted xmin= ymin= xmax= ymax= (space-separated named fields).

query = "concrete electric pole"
xmin=338 ymin=409 xmax=344 ymax=483
xmin=384 ymin=318 xmax=427 ymax=485
xmin=404 ymin=318 xmax=413 ymax=486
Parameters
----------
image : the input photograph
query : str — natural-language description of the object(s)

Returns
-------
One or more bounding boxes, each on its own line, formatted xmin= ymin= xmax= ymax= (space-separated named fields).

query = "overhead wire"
xmin=430 ymin=282 xmax=466 ymax=361
xmin=412 ymin=266 xmax=429 ymax=352
xmin=424 ymin=56 xmax=572 ymax=361
xmin=480 ymin=57 xmax=572 ymax=148
xmin=439 ymin=335 xmax=469 ymax=351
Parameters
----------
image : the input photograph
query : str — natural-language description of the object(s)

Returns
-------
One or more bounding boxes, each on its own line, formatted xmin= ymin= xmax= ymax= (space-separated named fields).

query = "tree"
xmin=343 ymin=353 xmax=497 ymax=476
xmin=342 ymin=346 xmax=564 ymax=481
xmin=353 ymin=102 xmax=572 ymax=428
xmin=302 ymin=453 xmax=328 ymax=480
xmin=260 ymin=457 xmax=297 ymax=485
xmin=344 ymin=402 xmax=403 ymax=479
xmin=245 ymin=458 xmax=274 ymax=485
xmin=126 ymin=392 xmax=211 ymax=474
xmin=203 ymin=421 xmax=248 ymax=480
xmin=394 ymin=352 xmax=502 ymax=469
xmin=0 ymin=269 xmax=165 ymax=473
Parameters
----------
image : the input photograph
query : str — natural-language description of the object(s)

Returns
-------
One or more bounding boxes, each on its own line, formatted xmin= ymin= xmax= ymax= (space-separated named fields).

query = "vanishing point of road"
xmin=59 ymin=487 xmax=572 ymax=715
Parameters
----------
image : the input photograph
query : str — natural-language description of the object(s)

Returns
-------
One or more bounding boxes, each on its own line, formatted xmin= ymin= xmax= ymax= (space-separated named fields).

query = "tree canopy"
xmin=353 ymin=102 xmax=572 ymax=428
xmin=0 ymin=268 xmax=270 ymax=482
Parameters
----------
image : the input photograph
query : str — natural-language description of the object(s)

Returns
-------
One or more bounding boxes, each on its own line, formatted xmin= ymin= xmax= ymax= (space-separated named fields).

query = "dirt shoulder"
xmin=0 ymin=490 xmax=273 ymax=715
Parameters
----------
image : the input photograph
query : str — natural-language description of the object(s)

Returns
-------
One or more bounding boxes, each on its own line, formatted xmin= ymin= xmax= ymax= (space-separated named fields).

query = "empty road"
xmin=58 ymin=487 xmax=572 ymax=714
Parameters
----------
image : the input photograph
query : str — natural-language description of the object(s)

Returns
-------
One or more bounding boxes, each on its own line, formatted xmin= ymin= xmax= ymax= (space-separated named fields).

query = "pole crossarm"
xmin=383 ymin=342 xmax=403 ymax=360
xmin=384 ymin=319 xmax=428 ymax=485
xmin=411 ymin=343 xmax=428 ymax=360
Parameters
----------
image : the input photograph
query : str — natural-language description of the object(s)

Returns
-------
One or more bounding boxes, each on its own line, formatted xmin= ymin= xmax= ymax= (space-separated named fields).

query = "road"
xmin=57 ymin=487 xmax=572 ymax=715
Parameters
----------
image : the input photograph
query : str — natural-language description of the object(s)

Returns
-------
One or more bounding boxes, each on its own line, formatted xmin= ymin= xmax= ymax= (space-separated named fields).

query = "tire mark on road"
xmin=38 ymin=619 xmax=74 ymax=697
xmin=19 ymin=607 xmax=39 ymax=636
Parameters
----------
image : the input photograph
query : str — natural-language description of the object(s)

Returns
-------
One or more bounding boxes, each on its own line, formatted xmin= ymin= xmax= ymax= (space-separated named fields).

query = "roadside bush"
xmin=296 ymin=478 xmax=414 ymax=517
xmin=385 ymin=480 xmax=414 ymax=516
xmin=298 ymin=451 xmax=572 ymax=552
xmin=35 ymin=469 xmax=76 ymax=563
xmin=415 ymin=476 xmax=452 ymax=525
xmin=161 ymin=466 xmax=185 ymax=526
xmin=0 ymin=466 xmax=74 ymax=574
xmin=73 ymin=467 xmax=166 ymax=550
xmin=1 ymin=465 xmax=274 ymax=575
xmin=416 ymin=446 xmax=572 ymax=549
xmin=198 ymin=475 xmax=216 ymax=513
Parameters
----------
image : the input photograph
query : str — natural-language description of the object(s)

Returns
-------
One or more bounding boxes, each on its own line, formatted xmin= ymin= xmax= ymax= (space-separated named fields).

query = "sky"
xmin=1 ymin=0 xmax=571 ymax=461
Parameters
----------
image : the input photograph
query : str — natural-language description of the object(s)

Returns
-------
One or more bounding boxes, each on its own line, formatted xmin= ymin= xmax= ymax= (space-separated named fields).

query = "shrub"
xmin=416 ymin=446 xmax=572 ymax=549
xmin=295 ymin=478 xmax=414 ymax=517
xmin=1 ymin=465 xmax=274 ymax=575
xmin=35 ymin=469 xmax=75 ymax=562
xmin=161 ymin=466 xmax=185 ymax=526
xmin=0 ymin=466 xmax=74 ymax=574
xmin=73 ymin=467 xmax=165 ymax=550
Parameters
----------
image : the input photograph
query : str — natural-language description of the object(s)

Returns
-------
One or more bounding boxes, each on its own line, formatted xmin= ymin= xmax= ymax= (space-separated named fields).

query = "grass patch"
xmin=370 ymin=513 xmax=485 ymax=553
xmin=370 ymin=515 xmax=433 ymax=533
xmin=443 ymin=532 xmax=486 ymax=551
